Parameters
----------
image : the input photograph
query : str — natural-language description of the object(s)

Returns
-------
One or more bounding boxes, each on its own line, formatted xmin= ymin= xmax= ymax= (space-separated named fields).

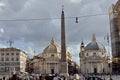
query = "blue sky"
xmin=0 ymin=0 xmax=118 ymax=64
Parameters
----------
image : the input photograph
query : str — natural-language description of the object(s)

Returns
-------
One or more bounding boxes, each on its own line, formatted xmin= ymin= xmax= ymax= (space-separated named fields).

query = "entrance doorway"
xmin=51 ymin=69 xmax=54 ymax=74
xmin=94 ymin=68 xmax=97 ymax=74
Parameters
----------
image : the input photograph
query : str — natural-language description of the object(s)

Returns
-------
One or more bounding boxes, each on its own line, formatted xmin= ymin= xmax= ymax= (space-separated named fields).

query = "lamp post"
xmin=74 ymin=62 xmax=77 ymax=74
xmin=108 ymin=57 xmax=112 ymax=80
xmin=102 ymin=68 xmax=105 ymax=80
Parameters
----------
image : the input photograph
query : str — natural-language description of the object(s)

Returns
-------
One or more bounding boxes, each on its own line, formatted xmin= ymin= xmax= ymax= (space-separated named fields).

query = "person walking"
xmin=53 ymin=74 xmax=61 ymax=80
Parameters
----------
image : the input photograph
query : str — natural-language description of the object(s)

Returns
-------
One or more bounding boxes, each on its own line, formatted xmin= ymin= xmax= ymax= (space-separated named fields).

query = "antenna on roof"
xmin=7 ymin=38 xmax=14 ymax=48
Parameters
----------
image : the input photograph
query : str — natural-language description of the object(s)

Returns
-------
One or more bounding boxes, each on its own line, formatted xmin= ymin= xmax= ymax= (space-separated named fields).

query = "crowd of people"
xmin=2 ymin=73 xmax=41 ymax=80
xmin=1 ymin=73 xmax=81 ymax=80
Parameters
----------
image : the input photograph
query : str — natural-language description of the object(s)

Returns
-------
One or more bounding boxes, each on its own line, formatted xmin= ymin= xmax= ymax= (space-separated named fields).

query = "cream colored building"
xmin=0 ymin=48 xmax=28 ymax=75
xmin=32 ymin=38 xmax=74 ymax=75
xmin=79 ymin=34 xmax=110 ymax=74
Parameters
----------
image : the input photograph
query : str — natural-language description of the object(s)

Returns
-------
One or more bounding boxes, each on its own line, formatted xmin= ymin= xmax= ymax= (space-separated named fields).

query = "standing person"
xmin=63 ymin=76 xmax=67 ymax=80
xmin=36 ymin=77 xmax=39 ymax=80
xmin=69 ymin=74 xmax=74 ymax=80
xmin=39 ymin=76 xmax=42 ymax=80
xmin=53 ymin=75 xmax=58 ymax=80
xmin=11 ymin=73 xmax=20 ymax=80
xmin=3 ymin=76 xmax=5 ymax=80
xmin=53 ymin=74 xmax=60 ymax=80
xmin=60 ymin=75 xmax=67 ymax=80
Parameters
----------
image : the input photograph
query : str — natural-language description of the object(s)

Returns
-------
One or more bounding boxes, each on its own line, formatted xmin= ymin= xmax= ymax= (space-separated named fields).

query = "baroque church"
xmin=27 ymin=8 xmax=79 ymax=76
xmin=79 ymin=34 xmax=110 ymax=74
xmin=29 ymin=38 xmax=78 ymax=75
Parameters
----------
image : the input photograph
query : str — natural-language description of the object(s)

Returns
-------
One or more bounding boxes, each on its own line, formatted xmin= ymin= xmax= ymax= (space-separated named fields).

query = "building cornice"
xmin=113 ymin=0 xmax=120 ymax=14
xmin=0 ymin=47 xmax=28 ymax=55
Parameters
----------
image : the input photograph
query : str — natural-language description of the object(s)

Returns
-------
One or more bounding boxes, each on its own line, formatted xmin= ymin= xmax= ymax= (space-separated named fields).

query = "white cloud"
xmin=0 ymin=2 xmax=5 ymax=7
xmin=0 ymin=28 xmax=4 ymax=37
xmin=23 ymin=0 xmax=35 ymax=9
xmin=0 ymin=28 xmax=4 ymax=33
xmin=70 ymin=0 xmax=82 ymax=3
xmin=0 ymin=2 xmax=5 ymax=12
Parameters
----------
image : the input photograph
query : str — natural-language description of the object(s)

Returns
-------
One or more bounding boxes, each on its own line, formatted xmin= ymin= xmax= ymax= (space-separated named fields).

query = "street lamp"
xmin=102 ymin=68 xmax=105 ymax=80
xmin=108 ymin=57 xmax=112 ymax=80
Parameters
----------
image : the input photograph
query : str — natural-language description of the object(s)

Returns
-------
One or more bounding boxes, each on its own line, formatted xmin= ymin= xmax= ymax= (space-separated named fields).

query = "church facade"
xmin=79 ymin=34 xmax=110 ymax=74
xmin=31 ymin=38 xmax=76 ymax=75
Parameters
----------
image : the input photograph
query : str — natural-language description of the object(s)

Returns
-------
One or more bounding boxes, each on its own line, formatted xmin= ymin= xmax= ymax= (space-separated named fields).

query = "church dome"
xmin=43 ymin=38 xmax=61 ymax=53
xmin=85 ymin=34 xmax=106 ymax=51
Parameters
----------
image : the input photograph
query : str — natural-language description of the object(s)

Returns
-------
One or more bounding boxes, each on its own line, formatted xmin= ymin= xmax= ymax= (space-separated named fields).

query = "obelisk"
xmin=60 ymin=6 xmax=68 ymax=77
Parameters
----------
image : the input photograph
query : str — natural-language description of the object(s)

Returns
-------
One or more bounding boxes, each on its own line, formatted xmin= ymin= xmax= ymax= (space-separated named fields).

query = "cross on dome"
xmin=51 ymin=37 xmax=55 ymax=44
xmin=92 ymin=33 xmax=96 ymax=42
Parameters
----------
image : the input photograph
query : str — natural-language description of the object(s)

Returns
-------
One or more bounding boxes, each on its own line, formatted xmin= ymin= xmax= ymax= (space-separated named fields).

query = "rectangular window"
xmin=5 ymin=67 xmax=9 ymax=71
xmin=11 ymin=58 xmax=14 ymax=61
xmin=16 ymin=53 xmax=19 ymax=56
xmin=16 ymin=67 xmax=20 ymax=71
xmin=6 ymin=58 xmax=9 ymax=61
xmin=6 ymin=53 xmax=9 ymax=56
xmin=1 ymin=53 xmax=4 ymax=56
xmin=1 ymin=58 xmax=4 ymax=61
xmin=11 ymin=63 xmax=14 ymax=66
xmin=11 ymin=53 xmax=14 ymax=55
xmin=16 ymin=58 xmax=19 ymax=61
xmin=1 ymin=68 xmax=4 ymax=70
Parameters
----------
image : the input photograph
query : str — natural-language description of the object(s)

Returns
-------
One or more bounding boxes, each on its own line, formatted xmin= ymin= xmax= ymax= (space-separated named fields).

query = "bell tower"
xmin=80 ymin=41 xmax=85 ymax=52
